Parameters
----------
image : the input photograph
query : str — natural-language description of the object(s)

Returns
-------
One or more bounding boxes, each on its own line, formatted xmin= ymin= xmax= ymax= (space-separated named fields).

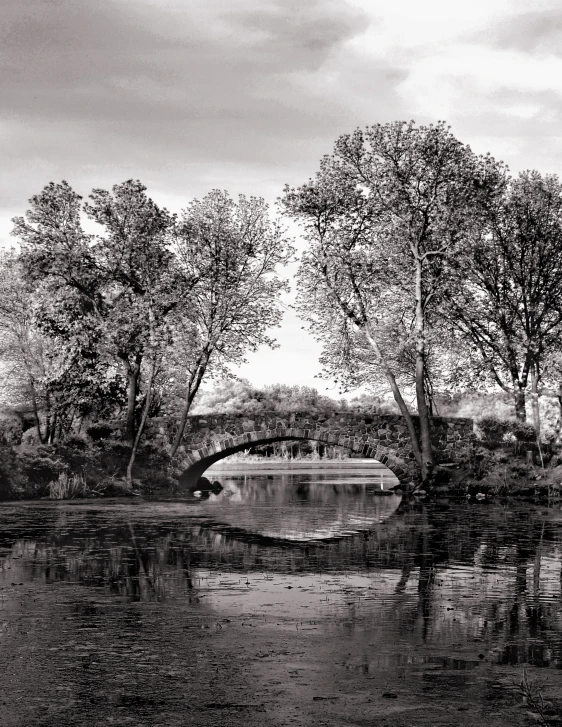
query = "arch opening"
xmin=177 ymin=428 xmax=415 ymax=489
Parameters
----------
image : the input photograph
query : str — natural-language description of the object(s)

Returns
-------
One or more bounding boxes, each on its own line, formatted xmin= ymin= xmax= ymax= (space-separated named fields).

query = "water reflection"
xmin=195 ymin=472 xmax=403 ymax=540
xmin=2 ymin=471 xmax=562 ymax=676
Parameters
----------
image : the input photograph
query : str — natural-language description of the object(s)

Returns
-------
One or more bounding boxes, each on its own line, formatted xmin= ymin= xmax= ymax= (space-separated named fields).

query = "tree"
xmin=0 ymin=249 xmax=50 ymax=440
xmin=84 ymin=180 xmax=182 ymax=443
xmin=447 ymin=171 xmax=562 ymax=430
xmin=12 ymin=182 xmax=121 ymax=439
xmin=167 ymin=190 xmax=293 ymax=456
xmin=12 ymin=179 xmax=197 ymax=486
xmin=191 ymin=379 xmax=349 ymax=415
xmin=283 ymin=121 xmax=502 ymax=484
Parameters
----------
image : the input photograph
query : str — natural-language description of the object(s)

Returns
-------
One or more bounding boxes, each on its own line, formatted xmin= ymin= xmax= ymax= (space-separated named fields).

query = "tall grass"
xmin=47 ymin=472 xmax=89 ymax=499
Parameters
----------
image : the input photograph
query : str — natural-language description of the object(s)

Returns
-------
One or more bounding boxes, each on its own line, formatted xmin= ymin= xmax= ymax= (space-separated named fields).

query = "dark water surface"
xmin=2 ymin=461 xmax=562 ymax=726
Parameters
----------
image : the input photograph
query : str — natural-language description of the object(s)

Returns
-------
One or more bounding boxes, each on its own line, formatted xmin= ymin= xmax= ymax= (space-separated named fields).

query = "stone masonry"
xmin=142 ymin=411 xmax=474 ymax=488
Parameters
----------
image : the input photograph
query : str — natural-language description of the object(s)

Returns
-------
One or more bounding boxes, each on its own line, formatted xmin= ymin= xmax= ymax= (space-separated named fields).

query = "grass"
xmin=223 ymin=448 xmax=351 ymax=462
xmin=516 ymin=668 xmax=553 ymax=726
xmin=47 ymin=472 xmax=91 ymax=499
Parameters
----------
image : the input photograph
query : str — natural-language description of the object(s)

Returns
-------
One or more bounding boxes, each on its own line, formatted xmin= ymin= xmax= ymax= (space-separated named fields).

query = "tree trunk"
xmin=126 ymin=358 xmax=157 ymax=489
xmin=530 ymin=366 xmax=541 ymax=438
xmin=414 ymin=259 xmax=433 ymax=484
xmin=415 ymin=350 xmax=433 ymax=482
xmin=125 ymin=356 xmax=142 ymax=441
xmin=364 ymin=325 xmax=423 ymax=470
xmin=555 ymin=383 xmax=562 ymax=447
xmin=29 ymin=379 xmax=47 ymax=444
xmin=513 ymin=386 xmax=527 ymax=422
xmin=170 ymin=389 xmax=195 ymax=457
xmin=170 ymin=354 xmax=211 ymax=457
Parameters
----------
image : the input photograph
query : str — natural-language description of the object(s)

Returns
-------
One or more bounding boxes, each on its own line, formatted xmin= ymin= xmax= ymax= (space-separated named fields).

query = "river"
xmin=1 ymin=460 xmax=562 ymax=726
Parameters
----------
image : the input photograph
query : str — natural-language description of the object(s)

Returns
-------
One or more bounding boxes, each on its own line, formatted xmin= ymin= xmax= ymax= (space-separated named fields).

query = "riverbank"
xmin=2 ymin=435 xmax=562 ymax=502
xmin=432 ymin=450 xmax=562 ymax=502
xmin=0 ymin=438 xmax=180 ymax=501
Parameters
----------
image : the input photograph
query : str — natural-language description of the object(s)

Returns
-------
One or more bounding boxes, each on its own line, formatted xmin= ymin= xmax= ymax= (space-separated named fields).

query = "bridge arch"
xmin=177 ymin=426 xmax=415 ymax=488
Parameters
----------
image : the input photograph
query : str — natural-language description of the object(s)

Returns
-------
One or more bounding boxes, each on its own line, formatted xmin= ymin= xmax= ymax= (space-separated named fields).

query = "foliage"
xmin=283 ymin=120 xmax=502 ymax=481
xmin=0 ymin=412 xmax=24 ymax=445
xmin=0 ymin=250 xmax=52 ymax=441
xmin=476 ymin=416 xmax=537 ymax=444
xmin=19 ymin=447 xmax=67 ymax=488
xmin=477 ymin=416 xmax=514 ymax=440
xmin=84 ymin=179 xmax=182 ymax=444
xmin=192 ymin=379 xmax=349 ymax=415
xmin=9 ymin=179 xmax=291 ymax=485
xmin=0 ymin=445 xmax=24 ymax=500
xmin=86 ymin=423 xmax=113 ymax=441
xmin=447 ymin=171 xmax=562 ymax=427
xmin=167 ymin=190 xmax=293 ymax=454
xmin=11 ymin=183 xmax=125 ymax=438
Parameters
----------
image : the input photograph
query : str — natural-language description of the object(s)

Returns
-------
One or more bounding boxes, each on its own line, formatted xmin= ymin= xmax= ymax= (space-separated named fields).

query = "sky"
xmin=2 ymin=0 xmax=562 ymax=394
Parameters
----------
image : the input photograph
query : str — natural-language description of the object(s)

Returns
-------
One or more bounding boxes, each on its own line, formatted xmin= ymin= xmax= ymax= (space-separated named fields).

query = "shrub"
xmin=62 ymin=433 xmax=89 ymax=450
xmin=86 ymin=423 xmax=113 ymax=441
xmin=510 ymin=421 xmax=537 ymax=442
xmin=0 ymin=414 xmax=23 ymax=446
xmin=476 ymin=416 xmax=538 ymax=445
xmin=470 ymin=446 xmax=497 ymax=479
xmin=0 ymin=445 xmax=24 ymax=500
xmin=19 ymin=447 xmax=67 ymax=488
xmin=477 ymin=416 xmax=513 ymax=441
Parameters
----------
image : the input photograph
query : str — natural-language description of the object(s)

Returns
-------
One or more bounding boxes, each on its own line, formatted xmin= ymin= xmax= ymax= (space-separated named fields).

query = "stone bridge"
xmin=144 ymin=412 xmax=474 ymax=488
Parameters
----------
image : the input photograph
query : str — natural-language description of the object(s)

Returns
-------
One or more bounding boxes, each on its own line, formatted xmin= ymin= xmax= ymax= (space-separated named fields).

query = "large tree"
xmin=12 ymin=182 xmax=121 ymax=438
xmin=85 ymin=180 xmax=183 ymax=443
xmin=167 ymin=190 xmax=293 ymax=456
xmin=283 ymin=121 xmax=502 ymax=484
xmin=447 ymin=170 xmax=562 ymax=430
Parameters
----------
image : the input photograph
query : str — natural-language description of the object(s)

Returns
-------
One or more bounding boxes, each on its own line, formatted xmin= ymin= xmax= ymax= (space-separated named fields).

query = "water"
xmin=2 ymin=460 xmax=562 ymax=726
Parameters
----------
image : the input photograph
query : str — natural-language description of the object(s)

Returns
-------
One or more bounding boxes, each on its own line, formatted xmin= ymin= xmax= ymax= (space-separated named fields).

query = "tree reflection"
xmin=2 ymin=499 xmax=562 ymax=666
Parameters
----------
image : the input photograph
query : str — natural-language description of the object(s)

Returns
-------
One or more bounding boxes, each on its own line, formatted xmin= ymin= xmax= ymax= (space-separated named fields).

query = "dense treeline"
xmin=1 ymin=182 xmax=293 ymax=485
xmin=190 ymin=379 xmax=379 ymax=415
xmin=3 ymin=120 xmax=562 ymax=488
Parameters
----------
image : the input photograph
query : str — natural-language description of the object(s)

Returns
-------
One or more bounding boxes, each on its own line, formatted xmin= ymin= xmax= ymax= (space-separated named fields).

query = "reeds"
xmin=47 ymin=472 xmax=89 ymax=499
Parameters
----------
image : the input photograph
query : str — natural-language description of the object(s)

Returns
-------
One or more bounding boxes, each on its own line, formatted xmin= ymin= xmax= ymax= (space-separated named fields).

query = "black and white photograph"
xmin=2 ymin=1 xmax=562 ymax=725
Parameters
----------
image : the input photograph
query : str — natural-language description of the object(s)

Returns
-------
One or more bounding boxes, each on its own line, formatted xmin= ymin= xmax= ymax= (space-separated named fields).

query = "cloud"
xmin=6 ymin=0 xmax=562 ymax=387
xmin=1 ymin=0 xmax=393 ymax=215
xmin=489 ymin=7 xmax=562 ymax=53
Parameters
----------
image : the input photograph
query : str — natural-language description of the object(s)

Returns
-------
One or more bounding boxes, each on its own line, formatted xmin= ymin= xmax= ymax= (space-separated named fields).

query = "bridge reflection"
xmin=193 ymin=475 xmax=403 ymax=541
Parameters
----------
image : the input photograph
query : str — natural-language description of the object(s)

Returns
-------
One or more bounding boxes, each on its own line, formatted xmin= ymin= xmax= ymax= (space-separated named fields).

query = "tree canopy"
xmin=283 ymin=120 xmax=504 ymax=482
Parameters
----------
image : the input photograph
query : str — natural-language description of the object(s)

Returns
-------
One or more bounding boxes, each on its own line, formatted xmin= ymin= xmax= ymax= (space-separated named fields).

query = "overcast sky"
xmin=2 ymin=0 xmax=562 ymax=394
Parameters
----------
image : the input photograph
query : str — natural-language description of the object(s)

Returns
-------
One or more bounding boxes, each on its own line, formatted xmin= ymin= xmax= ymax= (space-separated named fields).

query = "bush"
xmin=0 ymin=414 xmax=23 ymax=446
xmin=0 ymin=445 xmax=24 ymax=500
xmin=62 ymin=433 xmax=90 ymax=450
xmin=19 ymin=447 xmax=67 ymax=488
xmin=86 ymin=423 xmax=113 ymax=442
xmin=476 ymin=416 xmax=538 ymax=444
xmin=510 ymin=421 xmax=537 ymax=442
xmin=477 ymin=416 xmax=513 ymax=441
